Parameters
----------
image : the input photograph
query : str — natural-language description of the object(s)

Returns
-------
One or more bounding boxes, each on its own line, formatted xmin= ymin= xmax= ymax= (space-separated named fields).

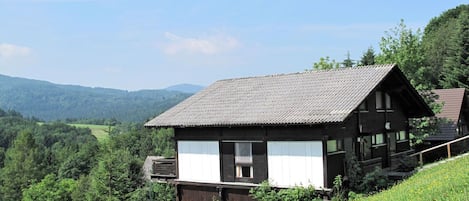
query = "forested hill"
xmin=0 ymin=74 xmax=192 ymax=122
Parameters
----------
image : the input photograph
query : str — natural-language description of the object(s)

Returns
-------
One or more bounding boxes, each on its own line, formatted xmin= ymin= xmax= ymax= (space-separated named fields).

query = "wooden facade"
xmin=145 ymin=65 xmax=433 ymax=201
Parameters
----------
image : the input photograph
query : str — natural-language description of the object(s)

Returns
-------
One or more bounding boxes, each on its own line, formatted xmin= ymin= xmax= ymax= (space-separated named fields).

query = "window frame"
xmin=371 ymin=133 xmax=385 ymax=145
xmin=395 ymin=131 xmax=407 ymax=142
xmin=234 ymin=142 xmax=253 ymax=179
xmin=327 ymin=139 xmax=344 ymax=153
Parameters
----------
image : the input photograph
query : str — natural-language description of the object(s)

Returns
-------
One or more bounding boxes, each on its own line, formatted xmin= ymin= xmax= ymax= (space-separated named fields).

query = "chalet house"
xmin=145 ymin=64 xmax=433 ymax=201
xmin=425 ymin=88 xmax=469 ymax=143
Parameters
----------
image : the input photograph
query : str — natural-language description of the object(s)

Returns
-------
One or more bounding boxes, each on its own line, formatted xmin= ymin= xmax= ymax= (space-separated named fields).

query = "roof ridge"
xmin=217 ymin=64 xmax=396 ymax=82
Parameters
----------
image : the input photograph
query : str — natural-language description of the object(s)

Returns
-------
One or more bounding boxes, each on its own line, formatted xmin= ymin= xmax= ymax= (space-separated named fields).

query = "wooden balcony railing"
xmin=410 ymin=135 xmax=469 ymax=166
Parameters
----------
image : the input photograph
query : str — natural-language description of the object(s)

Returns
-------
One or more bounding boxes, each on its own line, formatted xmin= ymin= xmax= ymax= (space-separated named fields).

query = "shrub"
xmin=359 ymin=167 xmax=390 ymax=194
xmin=249 ymin=181 xmax=321 ymax=201
xmin=345 ymin=153 xmax=363 ymax=191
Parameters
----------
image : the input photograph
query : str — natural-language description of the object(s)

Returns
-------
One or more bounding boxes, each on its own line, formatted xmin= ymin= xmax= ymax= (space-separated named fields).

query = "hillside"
xmin=0 ymin=74 xmax=192 ymax=122
xmin=354 ymin=154 xmax=469 ymax=201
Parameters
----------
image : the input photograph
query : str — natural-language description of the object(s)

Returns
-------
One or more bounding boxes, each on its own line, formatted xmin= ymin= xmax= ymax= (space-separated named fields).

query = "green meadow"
xmin=69 ymin=124 xmax=111 ymax=142
xmin=354 ymin=154 xmax=469 ymax=201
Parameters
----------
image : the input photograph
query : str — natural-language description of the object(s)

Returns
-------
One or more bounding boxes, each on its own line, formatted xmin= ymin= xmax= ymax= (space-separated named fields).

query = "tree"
xmin=311 ymin=56 xmax=340 ymax=70
xmin=342 ymin=51 xmax=355 ymax=67
xmin=22 ymin=174 xmax=77 ymax=201
xmin=0 ymin=130 xmax=47 ymax=201
xmin=440 ymin=9 xmax=469 ymax=88
xmin=87 ymin=144 xmax=143 ymax=201
xmin=422 ymin=4 xmax=469 ymax=88
xmin=359 ymin=46 xmax=376 ymax=66
xmin=376 ymin=19 xmax=431 ymax=89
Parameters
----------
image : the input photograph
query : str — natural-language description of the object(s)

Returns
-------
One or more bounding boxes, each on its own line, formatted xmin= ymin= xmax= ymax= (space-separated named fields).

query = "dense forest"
xmin=0 ymin=74 xmax=193 ymax=122
xmin=0 ymin=108 xmax=175 ymax=201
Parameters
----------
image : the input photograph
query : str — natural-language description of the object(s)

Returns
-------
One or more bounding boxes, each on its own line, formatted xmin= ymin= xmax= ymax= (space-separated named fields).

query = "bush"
xmin=345 ymin=153 xmax=363 ymax=192
xmin=128 ymin=182 xmax=175 ymax=201
xmin=249 ymin=181 xmax=321 ymax=201
xmin=359 ymin=167 xmax=390 ymax=194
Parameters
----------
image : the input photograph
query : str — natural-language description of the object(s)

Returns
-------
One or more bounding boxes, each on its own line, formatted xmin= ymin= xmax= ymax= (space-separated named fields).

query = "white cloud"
xmin=163 ymin=32 xmax=240 ymax=55
xmin=0 ymin=43 xmax=32 ymax=59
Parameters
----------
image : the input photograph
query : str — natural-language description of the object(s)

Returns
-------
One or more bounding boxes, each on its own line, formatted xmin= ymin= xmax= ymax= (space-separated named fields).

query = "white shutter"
xmin=267 ymin=141 xmax=323 ymax=188
xmin=178 ymin=141 xmax=220 ymax=182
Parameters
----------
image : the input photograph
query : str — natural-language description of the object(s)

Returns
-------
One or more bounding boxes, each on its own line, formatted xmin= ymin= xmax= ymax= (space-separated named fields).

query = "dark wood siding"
xmin=221 ymin=142 xmax=235 ymax=182
xmin=326 ymin=152 xmax=345 ymax=187
xmin=178 ymin=184 xmax=219 ymax=201
xmin=252 ymin=142 xmax=268 ymax=183
xmin=224 ymin=188 xmax=255 ymax=201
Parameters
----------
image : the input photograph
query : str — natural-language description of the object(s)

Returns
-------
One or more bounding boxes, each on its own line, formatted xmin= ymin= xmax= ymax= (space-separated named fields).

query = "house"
xmin=145 ymin=64 xmax=433 ymax=201
xmin=425 ymin=88 xmax=469 ymax=143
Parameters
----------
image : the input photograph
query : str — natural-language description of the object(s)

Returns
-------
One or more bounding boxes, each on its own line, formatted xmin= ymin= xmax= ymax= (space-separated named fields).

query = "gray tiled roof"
xmin=145 ymin=64 xmax=396 ymax=127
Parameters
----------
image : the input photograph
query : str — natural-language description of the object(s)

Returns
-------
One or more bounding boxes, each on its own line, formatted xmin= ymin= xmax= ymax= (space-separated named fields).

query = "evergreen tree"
xmin=87 ymin=144 xmax=143 ymax=201
xmin=342 ymin=51 xmax=355 ymax=67
xmin=360 ymin=46 xmax=376 ymax=66
xmin=0 ymin=130 xmax=47 ymax=201
xmin=440 ymin=9 xmax=469 ymax=88
xmin=422 ymin=4 xmax=469 ymax=88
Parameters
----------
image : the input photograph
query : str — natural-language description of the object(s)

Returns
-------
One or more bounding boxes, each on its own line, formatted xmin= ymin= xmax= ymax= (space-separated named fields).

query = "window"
xmin=235 ymin=142 xmax=253 ymax=178
xmin=372 ymin=133 xmax=384 ymax=145
xmin=396 ymin=131 xmax=407 ymax=141
xmin=376 ymin=91 xmax=392 ymax=110
xmin=359 ymin=100 xmax=368 ymax=111
xmin=385 ymin=93 xmax=392 ymax=109
xmin=376 ymin=91 xmax=383 ymax=109
xmin=327 ymin=139 xmax=344 ymax=153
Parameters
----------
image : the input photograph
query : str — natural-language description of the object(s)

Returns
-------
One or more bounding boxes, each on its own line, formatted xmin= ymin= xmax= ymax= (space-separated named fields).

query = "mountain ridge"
xmin=0 ymin=74 xmax=193 ymax=122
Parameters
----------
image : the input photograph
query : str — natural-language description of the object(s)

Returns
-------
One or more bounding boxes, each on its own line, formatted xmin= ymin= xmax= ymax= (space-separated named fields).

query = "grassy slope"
xmin=69 ymin=124 xmax=110 ymax=142
xmin=355 ymin=154 xmax=469 ymax=201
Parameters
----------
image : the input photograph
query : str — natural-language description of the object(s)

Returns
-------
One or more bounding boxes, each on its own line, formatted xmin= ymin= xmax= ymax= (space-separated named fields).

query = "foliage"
xmin=345 ymin=153 xmax=363 ymax=192
xmin=342 ymin=51 xmax=355 ymax=67
xmin=249 ymin=181 xmax=321 ymax=201
xmin=376 ymin=19 xmax=431 ymax=89
xmin=0 ymin=74 xmax=191 ymax=122
xmin=440 ymin=8 xmax=469 ymax=88
xmin=111 ymin=125 xmax=175 ymax=158
xmin=359 ymin=46 xmax=376 ymax=66
xmin=358 ymin=167 xmax=390 ymax=194
xmin=422 ymin=4 xmax=469 ymax=88
xmin=87 ymin=144 xmax=143 ymax=201
xmin=331 ymin=175 xmax=345 ymax=201
xmin=128 ymin=182 xmax=176 ymax=201
xmin=22 ymin=174 xmax=77 ymax=201
xmin=0 ymin=130 xmax=48 ymax=201
xmin=353 ymin=154 xmax=469 ymax=201
xmin=311 ymin=56 xmax=340 ymax=70
xmin=409 ymin=90 xmax=443 ymax=145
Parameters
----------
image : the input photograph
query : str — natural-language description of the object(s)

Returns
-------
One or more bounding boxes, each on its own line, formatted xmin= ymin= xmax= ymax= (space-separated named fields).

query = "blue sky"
xmin=0 ymin=0 xmax=467 ymax=90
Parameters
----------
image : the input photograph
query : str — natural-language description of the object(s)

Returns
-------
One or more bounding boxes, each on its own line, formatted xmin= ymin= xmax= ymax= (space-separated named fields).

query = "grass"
xmin=354 ymin=154 xmax=469 ymax=201
xmin=69 ymin=123 xmax=111 ymax=142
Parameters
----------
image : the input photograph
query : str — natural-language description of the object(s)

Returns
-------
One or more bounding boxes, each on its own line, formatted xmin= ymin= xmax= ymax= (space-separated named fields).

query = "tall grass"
xmin=354 ymin=154 xmax=469 ymax=201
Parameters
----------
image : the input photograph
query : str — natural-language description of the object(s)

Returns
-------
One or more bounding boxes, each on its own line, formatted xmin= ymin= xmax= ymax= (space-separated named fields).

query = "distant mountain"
xmin=0 ymin=74 xmax=192 ymax=122
xmin=165 ymin=84 xmax=204 ymax=94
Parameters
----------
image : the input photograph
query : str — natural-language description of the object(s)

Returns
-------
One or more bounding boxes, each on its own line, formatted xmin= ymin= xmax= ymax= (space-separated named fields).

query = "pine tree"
xmin=0 ymin=130 xmax=47 ymax=201
xmin=360 ymin=46 xmax=376 ymax=66
xmin=342 ymin=51 xmax=355 ymax=67
xmin=440 ymin=10 xmax=469 ymax=88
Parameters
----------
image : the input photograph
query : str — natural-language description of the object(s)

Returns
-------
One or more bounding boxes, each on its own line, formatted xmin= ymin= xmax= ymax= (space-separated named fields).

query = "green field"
xmin=69 ymin=124 xmax=111 ymax=142
xmin=354 ymin=154 xmax=469 ymax=201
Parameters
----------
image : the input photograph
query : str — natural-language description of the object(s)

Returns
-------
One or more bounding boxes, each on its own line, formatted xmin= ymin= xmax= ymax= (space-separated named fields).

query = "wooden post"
xmin=447 ymin=144 xmax=451 ymax=158
xmin=419 ymin=153 xmax=423 ymax=166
